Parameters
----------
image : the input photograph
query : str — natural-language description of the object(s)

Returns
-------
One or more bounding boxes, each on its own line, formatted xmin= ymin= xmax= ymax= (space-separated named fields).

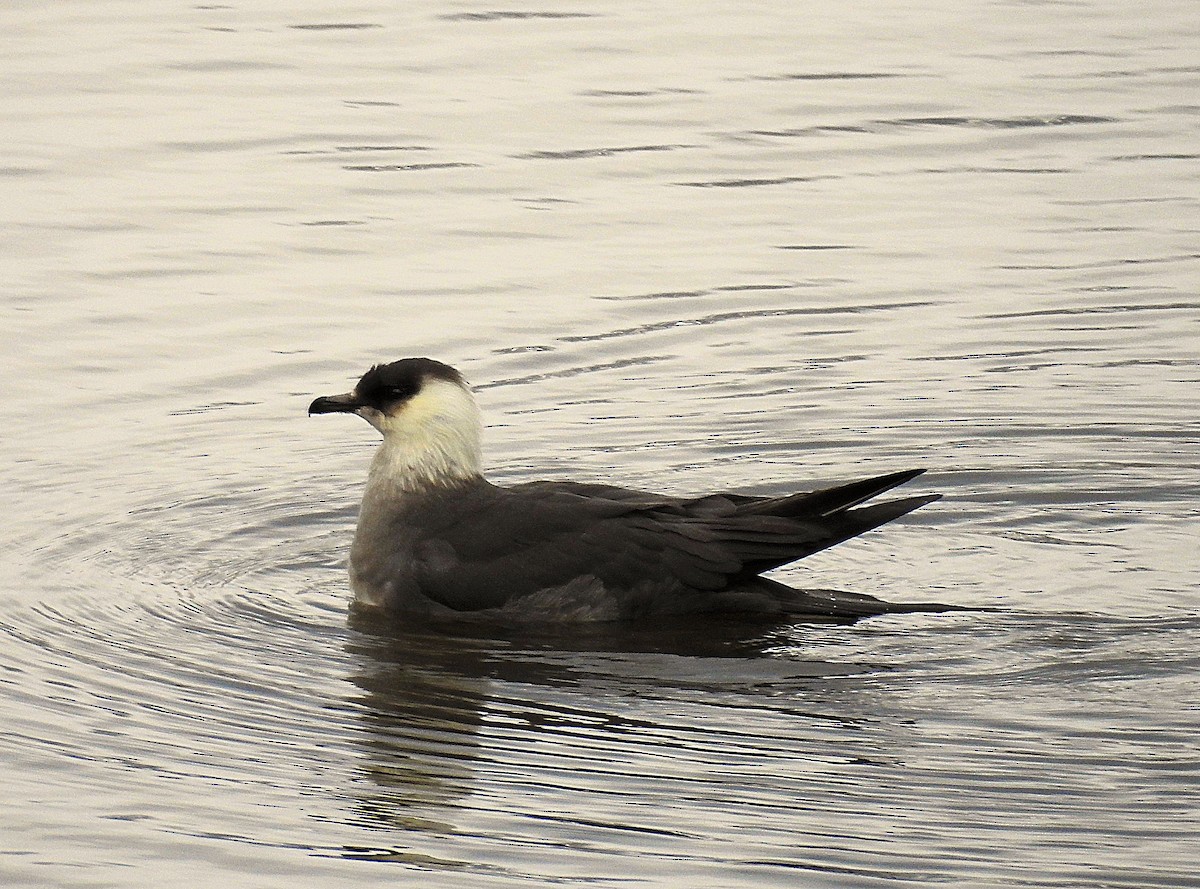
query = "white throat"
xmin=362 ymin=378 xmax=483 ymax=493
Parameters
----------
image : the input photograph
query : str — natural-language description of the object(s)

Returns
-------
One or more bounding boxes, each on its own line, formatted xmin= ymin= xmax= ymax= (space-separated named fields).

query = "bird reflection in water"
xmin=335 ymin=605 xmax=893 ymax=865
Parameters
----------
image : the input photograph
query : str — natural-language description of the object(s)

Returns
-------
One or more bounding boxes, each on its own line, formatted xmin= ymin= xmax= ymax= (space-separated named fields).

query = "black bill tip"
xmin=308 ymin=392 xmax=362 ymax=415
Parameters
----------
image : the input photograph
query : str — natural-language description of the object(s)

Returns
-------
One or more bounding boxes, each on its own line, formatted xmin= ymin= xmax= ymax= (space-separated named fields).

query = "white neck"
xmin=363 ymin=378 xmax=483 ymax=493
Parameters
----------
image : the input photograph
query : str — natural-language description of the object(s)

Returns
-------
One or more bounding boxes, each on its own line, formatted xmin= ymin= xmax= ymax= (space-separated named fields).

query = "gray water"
xmin=2 ymin=1 xmax=1198 ymax=886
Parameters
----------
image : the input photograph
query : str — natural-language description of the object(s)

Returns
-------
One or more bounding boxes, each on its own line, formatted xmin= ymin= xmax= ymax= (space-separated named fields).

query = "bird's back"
xmin=348 ymin=471 xmax=941 ymax=620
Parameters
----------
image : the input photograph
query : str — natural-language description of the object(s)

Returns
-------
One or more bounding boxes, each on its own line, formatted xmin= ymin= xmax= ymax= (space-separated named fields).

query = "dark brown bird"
xmin=310 ymin=358 xmax=950 ymax=622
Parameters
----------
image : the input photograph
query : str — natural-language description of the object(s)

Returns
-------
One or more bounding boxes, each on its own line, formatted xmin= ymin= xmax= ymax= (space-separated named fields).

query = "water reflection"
xmin=342 ymin=617 xmax=494 ymax=836
xmin=339 ymin=608 xmax=880 ymax=848
xmin=335 ymin=607 xmax=947 ymax=877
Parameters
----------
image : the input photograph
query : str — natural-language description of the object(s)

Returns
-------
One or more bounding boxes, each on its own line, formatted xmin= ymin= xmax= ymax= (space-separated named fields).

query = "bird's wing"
xmin=731 ymin=468 xmax=929 ymax=518
xmin=721 ymin=469 xmax=941 ymax=573
xmin=409 ymin=484 xmax=742 ymax=611
xmin=515 ymin=480 xmax=758 ymax=516
xmin=408 ymin=472 xmax=937 ymax=612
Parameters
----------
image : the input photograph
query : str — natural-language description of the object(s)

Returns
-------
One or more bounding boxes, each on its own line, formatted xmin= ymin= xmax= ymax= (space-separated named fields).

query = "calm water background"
xmin=2 ymin=1 xmax=1198 ymax=886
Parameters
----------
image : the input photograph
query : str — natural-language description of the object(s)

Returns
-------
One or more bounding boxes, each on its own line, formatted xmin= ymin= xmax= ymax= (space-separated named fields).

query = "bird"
xmin=309 ymin=357 xmax=953 ymax=623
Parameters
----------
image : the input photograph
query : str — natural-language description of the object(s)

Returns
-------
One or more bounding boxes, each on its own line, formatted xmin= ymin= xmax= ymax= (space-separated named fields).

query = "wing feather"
xmin=407 ymin=472 xmax=938 ymax=612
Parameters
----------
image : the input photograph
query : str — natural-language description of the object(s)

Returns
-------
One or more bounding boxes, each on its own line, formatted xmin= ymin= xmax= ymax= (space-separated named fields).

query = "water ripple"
xmin=516 ymin=144 xmax=695 ymax=160
xmin=557 ymin=301 xmax=935 ymax=342
xmin=5 ymin=2 xmax=1198 ymax=885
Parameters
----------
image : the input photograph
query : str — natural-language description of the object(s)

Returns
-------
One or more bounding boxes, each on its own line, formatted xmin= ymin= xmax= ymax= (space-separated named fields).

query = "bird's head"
xmin=309 ymin=357 xmax=482 ymax=487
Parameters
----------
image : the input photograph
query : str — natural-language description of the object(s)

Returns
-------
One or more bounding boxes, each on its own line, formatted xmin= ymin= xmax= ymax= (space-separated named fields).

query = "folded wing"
xmin=409 ymin=470 xmax=939 ymax=612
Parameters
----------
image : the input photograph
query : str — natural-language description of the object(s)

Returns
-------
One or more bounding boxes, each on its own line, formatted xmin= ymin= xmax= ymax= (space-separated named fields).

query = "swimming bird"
xmin=309 ymin=357 xmax=950 ymax=622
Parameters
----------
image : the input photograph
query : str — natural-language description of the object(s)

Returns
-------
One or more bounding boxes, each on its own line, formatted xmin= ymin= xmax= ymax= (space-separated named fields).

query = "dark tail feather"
xmin=715 ymin=470 xmax=954 ymax=621
xmin=740 ymin=493 xmax=941 ymax=575
xmin=738 ymin=468 xmax=928 ymax=519
xmin=830 ymin=492 xmax=942 ymax=540
xmin=745 ymin=577 xmax=977 ymax=621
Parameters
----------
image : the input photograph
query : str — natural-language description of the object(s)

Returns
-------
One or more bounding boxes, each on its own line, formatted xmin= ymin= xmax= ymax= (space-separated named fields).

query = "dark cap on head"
xmin=309 ymin=357 xmax=465 ymax=415
xmin=357 ymin=358 xmax=464 ymax=402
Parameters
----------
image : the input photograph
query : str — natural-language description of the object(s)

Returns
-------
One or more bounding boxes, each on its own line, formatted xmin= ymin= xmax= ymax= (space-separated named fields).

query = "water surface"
xmin=2 ymin=1 xmax=1198 ymax=886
